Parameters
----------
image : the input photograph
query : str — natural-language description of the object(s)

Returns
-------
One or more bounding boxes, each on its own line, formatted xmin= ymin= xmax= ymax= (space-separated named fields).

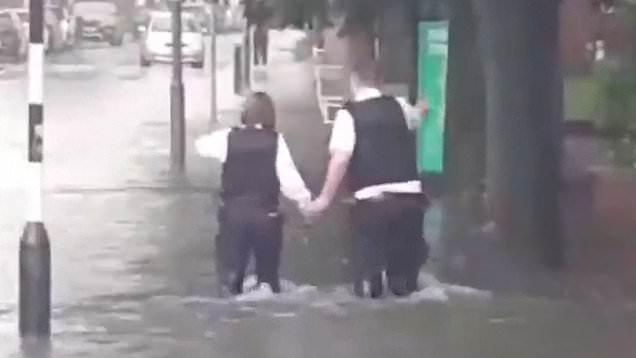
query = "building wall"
xmin=343 ymin=0 xmax=629 ymax=80
xmin=560 ymin=0 xmax=595 ymax=76
xmin=560 ymin=0 xmax=628 ymax=76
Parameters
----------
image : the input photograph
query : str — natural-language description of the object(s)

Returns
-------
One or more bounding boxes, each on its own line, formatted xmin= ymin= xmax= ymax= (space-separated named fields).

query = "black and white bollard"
xmin=19 ymin=0 xmax=51 ymax=339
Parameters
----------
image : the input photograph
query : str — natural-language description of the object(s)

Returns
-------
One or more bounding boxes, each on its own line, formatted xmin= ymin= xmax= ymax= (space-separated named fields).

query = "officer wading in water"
xmin=196 ymin=92 xmax=311 ymax=296
xmin=305 ymin=60 xmax=430 ymax=298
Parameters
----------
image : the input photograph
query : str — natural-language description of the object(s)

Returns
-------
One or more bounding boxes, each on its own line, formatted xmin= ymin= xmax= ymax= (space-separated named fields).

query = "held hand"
xmin=303 ymin=196 xmax=330 ymax=218
xmin=297 ymin=198 xmax=311 ymax=214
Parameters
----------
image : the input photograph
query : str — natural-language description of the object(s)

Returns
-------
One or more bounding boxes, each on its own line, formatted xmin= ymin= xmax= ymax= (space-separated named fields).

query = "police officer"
xmin=306 ymin=60 xmax=429 ymax=298
xmin=196 ymin=92 xmax=311 ymax=295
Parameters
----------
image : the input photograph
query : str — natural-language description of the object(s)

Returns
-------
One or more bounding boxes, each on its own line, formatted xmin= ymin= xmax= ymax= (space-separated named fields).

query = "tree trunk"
xmin=439 ymin=0 xmax=487 ymax=279
xmin=471 ymin=0 xmax=565 ymax=269
xmin=337 ymin=0 xmax=377 ymax=68
xmin=376 ymin=0 xmax=417 ymax=86
xmin=445 ymin=0 xmax=486 ymax=210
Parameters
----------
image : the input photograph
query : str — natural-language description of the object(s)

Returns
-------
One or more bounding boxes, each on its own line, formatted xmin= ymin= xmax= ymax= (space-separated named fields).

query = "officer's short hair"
xmin=351 ymin=59 xmax=383 ymax=86
xmin=242 ymin=91 xmax=276 ymax=129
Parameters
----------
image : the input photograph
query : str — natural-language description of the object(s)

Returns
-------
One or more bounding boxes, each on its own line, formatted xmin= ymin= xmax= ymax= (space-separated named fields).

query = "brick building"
xmin=560 ymin=0 xmax=630 ymax=76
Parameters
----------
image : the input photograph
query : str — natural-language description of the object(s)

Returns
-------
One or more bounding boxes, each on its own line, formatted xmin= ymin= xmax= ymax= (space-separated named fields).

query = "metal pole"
xmin=243 ymin=20 xmax=251 ymax=91
xmin=170 ymin=0 xmax=185 ymax=173
xmin=20 ymin=0 xmax=51 ymax=339
xmin=209 ymin=2 xmax=217 ymax=127
xmin=233 ymin=44 xmax=243 ymax=95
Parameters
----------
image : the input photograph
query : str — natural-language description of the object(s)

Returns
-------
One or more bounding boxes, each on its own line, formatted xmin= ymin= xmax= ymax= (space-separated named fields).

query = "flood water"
xmin=1 ymin=192 xmax=635 ymax=358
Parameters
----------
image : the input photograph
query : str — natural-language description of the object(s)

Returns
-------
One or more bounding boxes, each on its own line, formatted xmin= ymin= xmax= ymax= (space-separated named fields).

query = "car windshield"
xmin=0 ymin=13 xmax=12 ymax=28
xmin=183 ymin=6 xmax=204 ymax=16
xmin=151 ymin=16 xmax=199 ymax=33
xmin=183 ymin=5 xmax=203 ymax=12
xmin=16 ymin=11 xmax=29 ymax=23
xmin=73 ymin=2 xmax=117 ymax=15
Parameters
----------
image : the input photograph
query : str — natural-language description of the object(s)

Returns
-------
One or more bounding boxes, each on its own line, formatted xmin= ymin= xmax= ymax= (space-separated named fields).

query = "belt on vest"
xmin=346 ymin=192 xmax=430 ymax=208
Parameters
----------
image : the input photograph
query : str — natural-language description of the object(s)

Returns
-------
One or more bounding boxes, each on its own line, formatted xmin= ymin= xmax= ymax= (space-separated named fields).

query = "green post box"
xmin=417 ymin=21 xmax=449 ymax=175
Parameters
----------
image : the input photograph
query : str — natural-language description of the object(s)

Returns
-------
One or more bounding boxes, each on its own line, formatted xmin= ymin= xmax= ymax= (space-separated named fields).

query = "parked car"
xmin=10 ymin=8 xmax=55 ymax=54
xmin=139 ymin=11 xmax=204 ymax=68
xmin=73 ymin=0 xmax=125 ymax=46
xmin=0 ymin=9 xmax=27 ymax=62
xmin=42 ymin=5 xmax=75 ymax=52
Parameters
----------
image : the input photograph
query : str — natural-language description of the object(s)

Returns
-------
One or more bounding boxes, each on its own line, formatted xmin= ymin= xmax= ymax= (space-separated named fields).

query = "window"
xmin=151 ymin=16 xmax=199 ymax=33
xmin=593 ymin=0 xmax=616 ymax=14
xmin=16 ymin=11 xmax=29 ymax=24
xmin=587 ymin=36 xmax=607 ymax=62
xmin=594 ymin=39 xmax=606 ymax=60
xmin=0 ymin=13 xmax=12 ymax=28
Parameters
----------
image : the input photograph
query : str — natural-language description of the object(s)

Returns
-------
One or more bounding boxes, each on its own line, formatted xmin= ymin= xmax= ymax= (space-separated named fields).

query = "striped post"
xmin=19 ymin=0 xmax=51 ymax=339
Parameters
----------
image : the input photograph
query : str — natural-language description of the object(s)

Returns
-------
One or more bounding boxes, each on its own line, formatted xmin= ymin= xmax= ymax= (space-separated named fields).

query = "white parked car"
xmin=9 ymin=8 xmax=54 ymax=53
xmin=140 ymin=11 xmax=204 ymax=68
xmin=0 ymin=9 xmax=28 ymax=61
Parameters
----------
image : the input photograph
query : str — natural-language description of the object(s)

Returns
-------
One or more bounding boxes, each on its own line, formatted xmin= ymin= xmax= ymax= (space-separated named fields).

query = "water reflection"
xmin=20 ymin=338 xmax=51 ymax=358
xmin=3 ymin=272 xmax=636 ymax=357
xmin=2 ymin=190 xmax=634 ymax=357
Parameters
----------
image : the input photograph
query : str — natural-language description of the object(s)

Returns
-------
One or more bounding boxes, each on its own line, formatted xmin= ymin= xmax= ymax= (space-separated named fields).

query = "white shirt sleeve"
xmin=276 ymin=134 xmax=312 ymax=206
xmin=195 ymin=128 xmax=231 ymax=162
xmin=328 ymin=108 xmax=356 ymax=155
xmin=395 ymin=97 xmax=423 ymax=131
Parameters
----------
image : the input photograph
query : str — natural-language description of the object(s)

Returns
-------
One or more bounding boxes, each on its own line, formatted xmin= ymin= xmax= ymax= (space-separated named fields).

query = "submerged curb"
xmin=45 ymin=63 xmax=97 ymax=74
xmin=1 ymin=63 xmax=98 ymax=78
xmin=111 ymin=65 xmax=145 ymax=80
xmin=0 ymin=64 xmax=26 ymax=79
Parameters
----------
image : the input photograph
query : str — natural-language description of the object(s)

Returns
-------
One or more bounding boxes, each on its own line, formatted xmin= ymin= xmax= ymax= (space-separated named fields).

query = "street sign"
xmin=416 ymin=20 xmax=448 ymax=175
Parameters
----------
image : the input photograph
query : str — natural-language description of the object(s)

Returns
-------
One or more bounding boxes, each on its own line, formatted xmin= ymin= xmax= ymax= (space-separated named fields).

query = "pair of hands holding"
xmin=299 ymin=196 xmax=330 ymax=218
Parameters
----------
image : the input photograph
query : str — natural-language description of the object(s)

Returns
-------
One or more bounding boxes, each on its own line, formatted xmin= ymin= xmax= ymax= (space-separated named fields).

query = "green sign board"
xmin=417 ymin=21 xmax=449 ymax=174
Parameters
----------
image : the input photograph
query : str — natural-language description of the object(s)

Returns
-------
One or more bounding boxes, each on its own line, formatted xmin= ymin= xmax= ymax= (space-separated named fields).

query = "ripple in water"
xmin=184 ymin=273 xmax=491 ymax=325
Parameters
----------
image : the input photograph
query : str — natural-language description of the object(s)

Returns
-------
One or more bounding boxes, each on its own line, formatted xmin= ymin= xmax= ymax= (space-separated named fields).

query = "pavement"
xmin=1 ymin=29 xmax=636 ymax=357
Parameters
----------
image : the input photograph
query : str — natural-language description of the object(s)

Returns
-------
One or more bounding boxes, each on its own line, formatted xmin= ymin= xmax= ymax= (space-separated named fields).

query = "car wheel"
xmin=140 ymin=56 xmax=151 ymax=67
xmin=65 ymin=31 xmax=75 ymax=49
xmin=7 ymin=36 xmax=22 ymax=63
xmin=19 ymin=46 xmax=28 ymax=63
xmin=44 ymin=28 xmax=53 ymax=53
xmin=49 ymin=29 xmax=57 ymax=52
xmin=110 ymin=34 xmax=124 ymax=46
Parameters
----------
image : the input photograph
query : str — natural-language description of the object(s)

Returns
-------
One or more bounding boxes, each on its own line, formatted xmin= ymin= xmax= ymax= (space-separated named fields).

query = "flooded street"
xmin=2 ymin=191 xmax=635 ymax=357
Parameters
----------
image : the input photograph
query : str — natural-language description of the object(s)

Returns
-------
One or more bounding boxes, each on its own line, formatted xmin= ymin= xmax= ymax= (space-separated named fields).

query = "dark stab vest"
xmin=221 ymin=127 xmax=280 ymax=208
xmin=346 ymin=96 xmax=419 ymax=192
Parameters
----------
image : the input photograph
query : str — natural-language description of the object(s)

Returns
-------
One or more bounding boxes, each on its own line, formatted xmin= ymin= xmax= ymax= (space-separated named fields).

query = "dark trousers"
xmin=216 ymin=198 xmax=283 ymax=295
xmin=351 ymin=194 xmax=428 ymax=298
xmin=253 ymin=27 xmax=269 ymax=65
